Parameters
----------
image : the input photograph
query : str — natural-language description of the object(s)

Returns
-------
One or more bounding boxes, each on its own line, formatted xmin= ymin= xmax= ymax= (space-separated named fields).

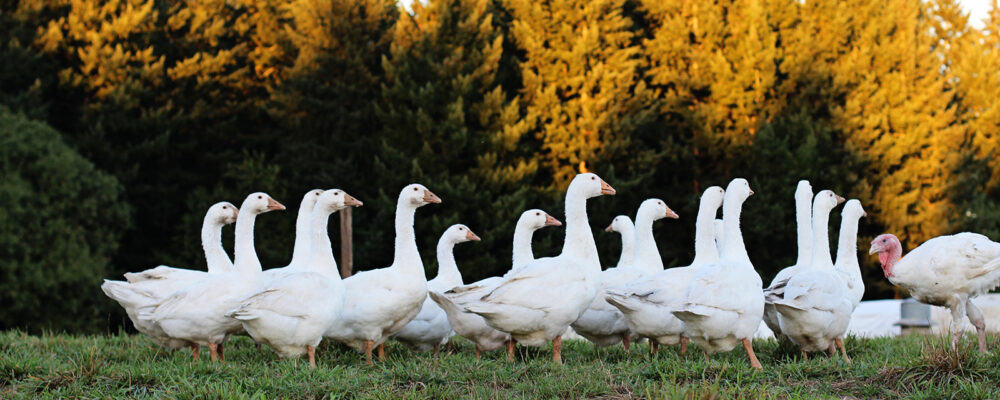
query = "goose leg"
xmin=552 ymin=335 xmax=562 ymax=364
xmin=800 ymin=350 xmax=808 ymax=361
xmin=433 ymin=344 xmax=440 ymax=356
xmin=741 ymin=338 xmax=763 ymax=370
xmin=680 ymin=336 xmax=689 ymax=356
xmin=966 ymin=300 xmax=989 ymax=353
xmin=505 ymin=339 xmax=515 ymax=362
xmin=307 ymin=345 xmax=316 ymax=368
xmin=950 ymin=300 xmax=967 ymax=353
xmin=363 ymin=340 xmax=374 ymax=365
xmin=835 ymin=338 xmax=851 ymax=363
xmin=218 ymin=343 xmax=225 ymax=361
xmin=190 ymin=344 xmax=199 ymax=361
xmin=829 ymin=343 xmax=836 ymax=357
xmin=622 ymin=332 xmax=631 ymax=352
xmin=475 ymin=344 xmax=481 ymax=361
xmin=208 ymin=343 xmax=219 ymax=362
xmin=377 ymin=343 xmax=386 ymax=361
xmin=650 ymin=341 xmax=659 ymax=355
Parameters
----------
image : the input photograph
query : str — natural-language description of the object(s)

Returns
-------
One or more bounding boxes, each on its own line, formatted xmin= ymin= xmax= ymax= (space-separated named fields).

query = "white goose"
xmin=762 ymin=180 xmax=813 ymax=339
xmin=605 ymin=186 xmax=725 ymax=355
xmin=122 ymin=202 xmax=240 ymax=283
xmin=767 ymin=190 xmax=853 ymax=360
xmin=101 ymin=202 xmax=239 ymax=350
xmin=672 ymin=178 xmax=763 ymax=369
xmin=227 ymin=189 xmax=361 ymax=367
xmin=393 ymin=224 xmax=480 ymax=353
xmin=429 ymin=209 xmax=561 ymax=360
xmin=324 ymin=184 xmax=441 ymax=364
xmin=606 ymin=216 xmax=636 ymax=268
xmin=869 ymin=232 xmax=1000 ymax=353
xmin=713 ymin=219 xmax=724 ymax=253
xmin=139 ymin=192 xmax=285 ymax=361
xmin=462 ymin=173 xmax=615 ymax=363
xmin=834 ymin=200 xmax=866 ymax=310
xmin=572 ymin=199 xmax=678 ymax=350
xmin=262 ymin=189 xmax=325 ymax=280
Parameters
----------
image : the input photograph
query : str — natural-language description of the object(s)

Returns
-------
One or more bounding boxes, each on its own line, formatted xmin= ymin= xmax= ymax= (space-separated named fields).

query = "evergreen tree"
xmin=0 ymin=107 xmax=130 ymax=333
xmin=375 ymin=0 xmax=538 ymax=279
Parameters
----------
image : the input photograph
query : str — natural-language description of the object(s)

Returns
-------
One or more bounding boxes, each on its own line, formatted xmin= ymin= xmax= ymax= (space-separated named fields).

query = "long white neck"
xmin=202 ymin=217 xmax=233 ymax=273
xmin=632 ymin=210 xmax=663 ymax=273
xmin=392 ymin=198 xmax=423 ymax=275
xmin=690 ymin=200 xmax=720 ymax=267
xmin=810 ymin=203 xmax=835 ymax=270
xmin=562 ymin=189 xmax=599 ymax=264
xmin=233 ymin=210 xmax=263 ymax=276
xmin=434 ymin=238 xmax=463 ymax=287
xmin=511 ymin=220 xmax=537 ymax=269
xmin=835 ymin=213 xmax=861 ymax=280
xmin=305 ymin=206 xmax=339 ymax=277
xmin=288 ymin=198 xmax=315 ymax=268
xmin=614 ymin=222 xmax=636 ymax=268
xmin=720 ymin=194 xmax=750 ymax=264
xmin=794 ymin=192 xmax=813 ymax=266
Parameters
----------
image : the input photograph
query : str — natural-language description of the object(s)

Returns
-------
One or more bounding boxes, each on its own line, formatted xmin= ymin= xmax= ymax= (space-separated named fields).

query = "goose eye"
xmin=459 ymin=227 xmax=464 ymax=230
xmin=258 ymin=195 xmax=262 ymax=199
xmin=591 ymin=177 xmax=595 ymax=180
xmin=222 ymin=206 xmax=227 ymax=209
xmin=413 ymin=187 xmax=419 ymax=191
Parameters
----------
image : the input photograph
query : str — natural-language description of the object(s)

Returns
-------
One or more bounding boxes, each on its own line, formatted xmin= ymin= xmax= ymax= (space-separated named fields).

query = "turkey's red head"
xmin=869 ymin=233 xmax=902 ymax=278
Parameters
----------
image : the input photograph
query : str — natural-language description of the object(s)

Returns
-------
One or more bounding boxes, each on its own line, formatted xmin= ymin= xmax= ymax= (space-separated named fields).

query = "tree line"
xmin=0 ymin=0 xmax=997 ymax=333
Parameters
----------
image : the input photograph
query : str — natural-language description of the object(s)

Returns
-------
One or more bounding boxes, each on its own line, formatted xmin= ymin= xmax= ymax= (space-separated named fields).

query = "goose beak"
xmin=748 ymin=188 xmax=755 ymax=196
xmin=665 ymin=208 xmax=679 ymax=219
xmin=600 ymin=179 xmax=616 ymax=195
xmin=466 ymin=230 xmax=481 ymax=241
xmin=604 ymin=223 xmax=614 ymax=232
xmin=862 ymin=211 xmax=868 ymax=217
xmin=423 ymin=189 xmax=442 ymax=204
xmin=266 ymin=198 xmax=286 ymax=211
xmin=344 ymin=194 xmax=363 ymax=207
xmin=545 ymin=214 xmax=562 ymax=227
xmin=232 ymin=209 xmax=239 ymax=220
xmin=836 ymin=195 xmax=846 ymax=204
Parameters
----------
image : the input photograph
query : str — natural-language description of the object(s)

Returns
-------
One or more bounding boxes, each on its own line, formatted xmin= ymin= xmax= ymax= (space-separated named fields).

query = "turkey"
xmin=869 ymin=232 xmax=1000 ymax=352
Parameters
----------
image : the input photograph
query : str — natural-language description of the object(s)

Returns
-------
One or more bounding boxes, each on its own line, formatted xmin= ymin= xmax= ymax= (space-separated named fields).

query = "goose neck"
xmin=392 ymin=199 xmax=423 ymax=274
xmin=632 ymin=212 xmax=663 ymax=273
xmin=691 ymin=201 xmax=720 ymax=266
xmin=288 ymin=200 xmax=314 ymax=269
xmin=561 ymin=191 xmax=599 ymax=264
xmin=720 ymin=196 xmax=750 ymax=263
xmin=202 ymin=217 xmax=233 ymax=273
xmin=794 ymin=193 xmax=813 ymax=266
xmin=306 ymin=207 xmax=339 ymax=277
xmin=435 ymin=239 xmax=463 ymax=286
xmin=835 ymin=214 xmax=861 ymax=278
xmin=615 ymin=223 xmax=636 ymax=268
xmin=810 ymin=205 xmax=835 ymax=270
xmin=233 ymin=211 xmax=263 ymax=276
xmin=511 ymin=222 xmax=536 ymax=270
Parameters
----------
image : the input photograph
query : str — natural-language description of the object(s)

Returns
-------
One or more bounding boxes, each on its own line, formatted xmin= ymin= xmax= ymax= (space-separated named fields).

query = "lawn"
xmin=1 ymin=331 xmax=998 ymax=399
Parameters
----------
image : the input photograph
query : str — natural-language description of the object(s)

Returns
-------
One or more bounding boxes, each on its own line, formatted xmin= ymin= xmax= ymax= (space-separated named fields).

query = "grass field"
xmin=2 ymin=331 xmax=999 ymax=399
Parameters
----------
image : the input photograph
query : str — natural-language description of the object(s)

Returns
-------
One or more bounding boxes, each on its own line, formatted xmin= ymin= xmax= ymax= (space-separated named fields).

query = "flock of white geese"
xmin=102 ymin=173 xmax=1000 ymax=369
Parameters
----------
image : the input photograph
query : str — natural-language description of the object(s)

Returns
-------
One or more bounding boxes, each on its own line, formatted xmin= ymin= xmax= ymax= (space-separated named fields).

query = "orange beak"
xmin=423 ymin=189 xmax=442 ymax=204
xmin=665 ymin=208 xmax=679 ymax=219
xmin=600 ymin=179 xmax=616 ymax=195
xmin=605 ymin=223 xmax=614 ymax=232
xmin=344 ymin=194 xmax=363 ymax=207
xmin=545 ymin=214 xmax=562 ymax=227
xmin=266 ymin=197 xmax=286 ymax=211
xmin=466 ymin=230 xmax=481 ymax=241
xmin=835 ymin=195 xmax=846 ymax=204
xmin=232 ymin=209 xmax=239 ymax=220
xmin=748 ymin=187 xmax=755 ymax=196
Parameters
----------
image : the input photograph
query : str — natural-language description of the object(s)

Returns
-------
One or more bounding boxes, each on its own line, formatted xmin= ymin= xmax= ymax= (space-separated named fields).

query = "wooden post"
xmin=339 ymin=207 xmax=353 ymax=278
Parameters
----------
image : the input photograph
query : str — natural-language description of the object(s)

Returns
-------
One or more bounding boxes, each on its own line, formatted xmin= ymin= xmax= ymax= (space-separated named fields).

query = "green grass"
xmin=2 ymin=331 xmax=999 ymax=399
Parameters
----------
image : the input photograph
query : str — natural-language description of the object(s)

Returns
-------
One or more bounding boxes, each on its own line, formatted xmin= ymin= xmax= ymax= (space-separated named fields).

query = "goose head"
xmin=638 ymin=198 xmax=679 ymax=222
xmin=521 ymin=209 xmax=561 ymax=230
xmin=301 ymin=189 xmax=325 ymax=210
xmin=208 ymin=202 xmax=239 ymax=225
xmin=316 ymin=189 xmax=363 ymax=213
xmin=605 ymin=215 xmax=632 ymax=232
xmin=813 ymin=189 xmax=845 ymax=214
xmin=725 ymin=178 xmax=754 ymax=201
xmin=569 ymin=173 xmax=616 ymax=199
xmin=842 ymin=199 xmax=866 ymax=220
xmin=795 ymin=180 xmax=813 ymax=202
xmin=241 ymin=192 xmax=285 ymax=216
xmin=443 ymin=224 xmax=481 ymax=244
xmin=401 ymin=183 xmax=442 ymax=207
xmin=701 ymin=186 xmax=726 ymax=211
